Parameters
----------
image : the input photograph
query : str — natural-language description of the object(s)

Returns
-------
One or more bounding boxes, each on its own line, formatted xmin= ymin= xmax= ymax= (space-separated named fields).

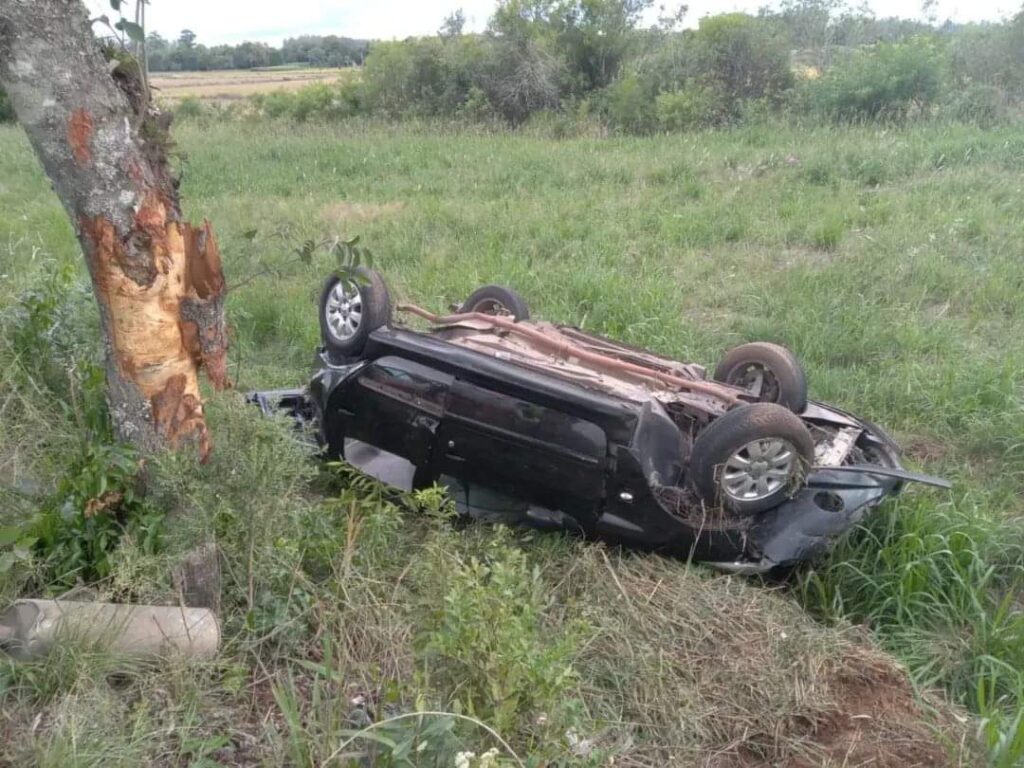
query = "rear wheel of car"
xmin=714 ymin=342 xmax=808 ymax=413
xmin=459 ymin=285 xmax=530 ymax=321
xmin=319 ymin=267 xmax=391 ymax=357
xmin=690 ymin=403 xmax=815 ymax=515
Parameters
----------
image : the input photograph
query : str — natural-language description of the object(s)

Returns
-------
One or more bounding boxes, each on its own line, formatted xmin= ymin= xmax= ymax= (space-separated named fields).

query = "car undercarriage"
xmin=251 ymin=272 xmax=950 ymax=573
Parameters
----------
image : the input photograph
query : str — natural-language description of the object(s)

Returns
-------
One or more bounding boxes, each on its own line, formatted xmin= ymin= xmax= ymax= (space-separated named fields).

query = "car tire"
xmin=459 ymin=285 xmax=530 ymax=321
xmin=319 ymin=267 xmax=392 ymax=358
xmin=690 ymin=403 xmax=815 ymax=515
xmin=714 ymin=342 xmax=808 ymax=413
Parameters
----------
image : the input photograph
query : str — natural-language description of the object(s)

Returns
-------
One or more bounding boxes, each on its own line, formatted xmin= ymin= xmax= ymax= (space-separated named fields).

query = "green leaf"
xmin=109 ymin=0 xmax=122 ymax=10
xmin=0 ymin=526 xmax=21 ymax=547
xmin=115 ymin=19 xmax=145 ymax=43
xmin=0 ymin=552 xmax=15 ymax=574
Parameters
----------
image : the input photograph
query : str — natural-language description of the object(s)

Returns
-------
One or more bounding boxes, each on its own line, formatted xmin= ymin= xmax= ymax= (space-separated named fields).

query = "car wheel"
xmin=690 ymin=403 xmax=815 ymax=515
xmin=459 ymin=285 xmax=530 ymax=321
xmin=714 ymin=342 xmax=808 ymax=413
xmin=319 ymin=267 xmax=391 ymax=357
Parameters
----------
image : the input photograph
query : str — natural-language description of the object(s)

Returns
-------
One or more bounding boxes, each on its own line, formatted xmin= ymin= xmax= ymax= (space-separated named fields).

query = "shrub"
xmin=30 ymin=437 xmax=163 ymax=588
xmin=949 ymin=16 xmax=1024 ymax=103
xmin=656 ymin=84 xmax=727 ymax=130
xmin=174 ymin=96 xmax=205 ymax=120
xmin=804 ymin=37 xmax=946 ymax=122
xmin=254 ymin=89 xmax=296 ymax=119
xmin=600 ymin=73 xmax=657 ymax=134
xmin=484 ymin=38 xmax=564 ymax=125
xmin=420 ymin=531 xmax=585 ymax=736
xmin=944 ymin=83 xmax=1010 ymax=127
xmin=361 ymin=38 xmax=449 ymax=118
xmin=688 ymin=14 xmax=794 ymax=108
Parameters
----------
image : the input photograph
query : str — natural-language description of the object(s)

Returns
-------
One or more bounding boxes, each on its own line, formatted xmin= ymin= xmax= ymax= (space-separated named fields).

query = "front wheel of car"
xmin=690 ymin=403 xmax=815 ymax=515
xmin=714 ymin=342 xmax=808 ymax=413
xmin=319 ymin=267 xmax=392 ymax=357
xmin=459 ymin=284 xmax=530 ymax=321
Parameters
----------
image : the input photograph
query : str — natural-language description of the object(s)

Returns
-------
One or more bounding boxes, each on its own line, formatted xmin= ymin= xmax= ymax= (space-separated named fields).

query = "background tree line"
xmin=2 ymin=0 xmax=1023 ymax=131
xmin=243 ymin=0 xmax=1024 ymax=131
xmin=144 ymin=30 xmax=370 ymax=71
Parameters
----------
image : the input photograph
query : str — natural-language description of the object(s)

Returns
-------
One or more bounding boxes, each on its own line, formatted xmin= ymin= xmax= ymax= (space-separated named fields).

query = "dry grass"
xmin=549 ymin=549 xmax=972 ymax=767
xmin=150 ymin=68 xmax=355 ymax=103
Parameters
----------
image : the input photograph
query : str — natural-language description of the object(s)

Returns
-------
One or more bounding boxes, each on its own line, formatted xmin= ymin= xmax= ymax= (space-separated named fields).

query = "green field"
xmin=2 ymin=118 xmax=1023 ymax=765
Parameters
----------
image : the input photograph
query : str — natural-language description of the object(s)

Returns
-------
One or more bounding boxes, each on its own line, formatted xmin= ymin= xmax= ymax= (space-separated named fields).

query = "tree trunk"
xmin=0 ymin=0 xmax=228 ymax=460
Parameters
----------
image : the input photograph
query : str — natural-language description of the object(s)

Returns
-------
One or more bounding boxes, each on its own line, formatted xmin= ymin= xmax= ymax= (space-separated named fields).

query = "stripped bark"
xmin=0 ymin=0 xmax=227 ymax=459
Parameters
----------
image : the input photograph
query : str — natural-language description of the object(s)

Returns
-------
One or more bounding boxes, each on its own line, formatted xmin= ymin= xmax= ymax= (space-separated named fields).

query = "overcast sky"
xmin=87 ymin=0 xmax=1021 ymax=46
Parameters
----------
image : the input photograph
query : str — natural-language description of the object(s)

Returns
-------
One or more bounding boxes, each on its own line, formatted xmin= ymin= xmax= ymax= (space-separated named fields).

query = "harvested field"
xmin=150 ymin=67 xmax=354 ymax=103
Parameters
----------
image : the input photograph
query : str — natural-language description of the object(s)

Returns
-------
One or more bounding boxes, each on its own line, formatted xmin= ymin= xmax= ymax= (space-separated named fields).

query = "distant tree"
xmin=485 ymin=36 xmax=563 ymax=123
xmin=689 ymin=14 xmax=793 ymax=103
xmin=440 ymin=9 xmax=467 ymax=39
xmin=774 ymin=0 xmax=841 ymax=67
xmin=178 ymin=29 xmax=197 ymax=48
xmin=231 ymin=41 xmax=273 ymax=69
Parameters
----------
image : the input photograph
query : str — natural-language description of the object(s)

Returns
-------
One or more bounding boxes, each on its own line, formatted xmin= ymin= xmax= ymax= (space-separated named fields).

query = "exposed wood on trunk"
xmin=0 ymin=0 xmax=228 ymax=459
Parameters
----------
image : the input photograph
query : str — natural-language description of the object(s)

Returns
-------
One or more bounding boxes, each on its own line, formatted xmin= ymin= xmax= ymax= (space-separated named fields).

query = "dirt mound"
xmin=785 ymin=648 xmax=961 ymax=767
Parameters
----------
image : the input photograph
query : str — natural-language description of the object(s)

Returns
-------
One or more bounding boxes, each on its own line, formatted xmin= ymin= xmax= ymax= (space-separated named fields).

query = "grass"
xmin=2 ymin=116 xmax=1024 ymax=764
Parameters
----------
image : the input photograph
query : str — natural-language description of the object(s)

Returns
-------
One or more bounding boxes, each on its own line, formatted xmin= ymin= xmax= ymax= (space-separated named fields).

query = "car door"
xmin=435 ymin=378 xmax=607 ymax=524
xmin=340 ymin=356 xmax=452 ymax=489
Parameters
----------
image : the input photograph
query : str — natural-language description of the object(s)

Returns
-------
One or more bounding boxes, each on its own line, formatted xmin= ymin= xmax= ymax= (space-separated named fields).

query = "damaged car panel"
xmin=251 ymin=271 xmax=949 ymax=573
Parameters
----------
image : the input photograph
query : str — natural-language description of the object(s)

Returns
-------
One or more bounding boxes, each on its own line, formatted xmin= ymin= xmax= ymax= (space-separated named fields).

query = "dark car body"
xmin=252 ymin=321 xmax=947 ymax=573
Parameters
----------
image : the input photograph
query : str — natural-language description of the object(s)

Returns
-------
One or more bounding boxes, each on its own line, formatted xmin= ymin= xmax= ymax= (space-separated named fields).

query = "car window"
xmin=357 ymin=358 xmax=449 ymax=416
xmin=448 ymin=382 xmax=605 ymax=458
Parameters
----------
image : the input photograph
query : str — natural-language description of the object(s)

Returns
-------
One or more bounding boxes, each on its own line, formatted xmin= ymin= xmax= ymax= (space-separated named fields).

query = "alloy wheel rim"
xmin=326 ymin=280 xmax=363 ymax=340
xmin=721 ymin=438 xmax=797 ymax=501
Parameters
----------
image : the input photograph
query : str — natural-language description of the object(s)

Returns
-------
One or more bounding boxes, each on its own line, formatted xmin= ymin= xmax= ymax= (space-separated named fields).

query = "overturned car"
xmin=252 ymin=269 xmax=948 ymax=573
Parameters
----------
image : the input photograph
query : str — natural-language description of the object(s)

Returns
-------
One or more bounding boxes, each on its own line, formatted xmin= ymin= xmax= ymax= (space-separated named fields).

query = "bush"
xmin=250 ymin=80 xmax=362 ymax=121
xmin=174 ymin=96 xmax=205 ymax=120
xmin=420 ymin=531 xmax=585 ymax=736
xmin=804 ymin=37 xmax=946 ymax=122
xmin=688 ymin=14 xmax=794 ymax=108
xmin=600 ymin=73 xmax=658 ymax=134
xmin=949 ymin=16 xmax=1024 ymax=103
xmin=361 ymin=38 xmax=449 ymax=118
xmin=0 ymin=86 xmax=14 ymax=123
xmin=656 ymin=84 xmax=727 ymax=130
xmin=606 ymin=13 xmax=793 ymax=134
xmin=944 ymin=83 xmax=1010 ymax=127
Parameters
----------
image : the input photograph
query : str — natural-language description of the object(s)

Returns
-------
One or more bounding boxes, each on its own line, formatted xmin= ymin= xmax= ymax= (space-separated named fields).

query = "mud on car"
xmin=251 ymin=269 xmax=948 ymax=573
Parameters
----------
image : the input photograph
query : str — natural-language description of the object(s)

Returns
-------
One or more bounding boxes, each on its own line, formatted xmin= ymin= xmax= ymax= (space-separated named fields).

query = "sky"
xmin=86 ymin=0 xmax=1021 ymax=46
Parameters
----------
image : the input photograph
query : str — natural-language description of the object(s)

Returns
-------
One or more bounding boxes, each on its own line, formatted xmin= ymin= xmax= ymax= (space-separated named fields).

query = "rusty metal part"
xmin=396 ymin=304 xmax=744 ymax=405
